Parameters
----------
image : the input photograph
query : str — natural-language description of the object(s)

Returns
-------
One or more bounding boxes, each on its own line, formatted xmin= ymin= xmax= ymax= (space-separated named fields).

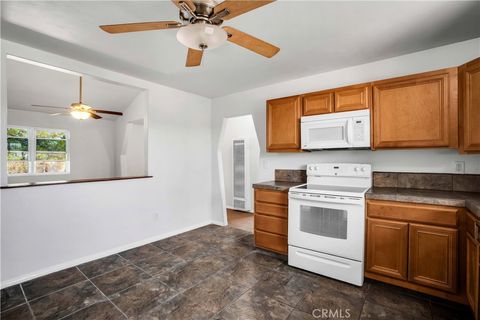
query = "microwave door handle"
xmin=346 ymin=119 xmax=354 ymax=145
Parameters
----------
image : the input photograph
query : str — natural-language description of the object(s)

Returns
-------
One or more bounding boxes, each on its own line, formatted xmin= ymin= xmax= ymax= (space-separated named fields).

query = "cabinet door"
xmin=409 ymin=224 xmax=457 ymax=293
xmin=334 ymin=84 xmax=371 ymax=112
xmin=366 ymin=218 xmax=408 ymax=280
xmin=302 ymin=92 xmax=334 ymax=116
xmin=372 ymin=69 xmax=457 ymax=148
xmin=266 ymin=96 xmax=302 ymax=151
xmin=467 ymin=233 xmax=479 ymax=319
xmin=460 ymin=57 xmax=480 ymax=153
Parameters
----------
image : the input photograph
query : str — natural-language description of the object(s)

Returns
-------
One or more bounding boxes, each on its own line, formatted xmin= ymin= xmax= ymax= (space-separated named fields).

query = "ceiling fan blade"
xmin=223 ymin=26 xmax=280 ymax=58
xmin=186 ymin=48 xmax=203 ymax=67
xmin=171 ymin=0 xmax=196 ymax=12
xmin=91 ymin=109 xmax=123 ymax=116
xmin=213 ymin=0 xmax=274 ymax=20
xmin=99 ymin=21 xmax=182 ymax=34
xmin=89 ymin=112 xmax=103 ymax=119
xmin=31 ymin=104 xmax=69 ymax=110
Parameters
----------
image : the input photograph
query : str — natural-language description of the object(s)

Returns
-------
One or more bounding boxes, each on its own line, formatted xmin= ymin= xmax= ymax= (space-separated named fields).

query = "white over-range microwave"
xmin=301 ymin=109 xmax=371 ymax=150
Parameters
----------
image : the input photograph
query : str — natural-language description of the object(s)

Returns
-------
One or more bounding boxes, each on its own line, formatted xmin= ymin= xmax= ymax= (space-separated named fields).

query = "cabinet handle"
xmin=475 ymin=222 xmax=479 ymax=241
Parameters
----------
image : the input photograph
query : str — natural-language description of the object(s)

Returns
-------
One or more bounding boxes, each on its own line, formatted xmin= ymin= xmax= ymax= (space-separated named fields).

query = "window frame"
xmin=7 ymin=125 xmax=71 ymax=176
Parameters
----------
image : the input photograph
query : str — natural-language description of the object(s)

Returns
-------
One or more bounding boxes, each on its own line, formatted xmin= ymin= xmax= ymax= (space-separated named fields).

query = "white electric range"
xmin=288 ymin=163 xmax=372 ymax=286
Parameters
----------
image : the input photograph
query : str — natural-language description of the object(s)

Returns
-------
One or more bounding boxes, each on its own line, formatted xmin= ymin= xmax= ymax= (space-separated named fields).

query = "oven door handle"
xmin=289 ymin=193 xmax=363 ymax=205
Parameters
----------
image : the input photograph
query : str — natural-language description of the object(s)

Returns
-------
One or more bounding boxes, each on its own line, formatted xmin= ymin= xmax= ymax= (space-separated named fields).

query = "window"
xmin=7 ymin=126 xmax=70 ymax=175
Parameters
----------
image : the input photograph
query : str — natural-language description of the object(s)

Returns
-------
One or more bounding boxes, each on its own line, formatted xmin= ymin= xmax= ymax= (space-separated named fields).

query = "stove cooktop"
xmin=290 ymin=184 xmax=370 ymax=196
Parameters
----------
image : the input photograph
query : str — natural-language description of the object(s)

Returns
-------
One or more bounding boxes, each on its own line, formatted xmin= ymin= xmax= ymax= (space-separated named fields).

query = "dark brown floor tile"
xmin=173 ymin=270 xmax=251 ymax=319
xmin=211 ymin=257 xmax=271 ymax=288
xmin=77 ymin=254 xmax=128 ymax=278
xmin=212 ymin=237 xmax=256 ymax=258
xmin=360 ymin=300 xmax=418 ymax=319
xmin=178 ymin=225 xmax=221 ymax=242
xmin=171 ymin=241 xmax=217 ymax=261
xmin=254 ymin=273 xmax=313 ymax=307
xmin=242 ymin=251 xmax=284 ymax=268
xmin=307 ymin=273 xmax=369 ymax=300
xmin=1 ymin=285 xmax=25 ymax=311
xmin=22 ymin=267 xmax=86 ymax=301
xmin=214 ymin=289 xmax=293 ymax=320
xmin=131 ymin=251 xmax=186 ymax=276
xmin=157 ymin=252 xmax=238 ymax=292
xmin=152 ymin=235 xmax=193 ymax=252
xmin=127 ymin=293 xmax=190 ymax=320
xmin=431 ymin=300 xmax=473 ymax=320
xmin=238 ymin=233 xmax=254 ymax=247
xmin=118 ymin=244 xmax=162 ymax=262
xmin=29 ymin=280 xmax=105 ymax=320
xmin=61 ymin=301 xmax=125 ymax=320
xmin=287 ymin=309 xmax=315 ymax=320
xmin=366 ymin=283 xmax=431 ymax=319
xmin=0 ymin=303 xmax=33 ymax=320
xmin=296 ymin=285 xmax=365 ymax=320
xmin=90 ymin=265 xmax=150 ymax=297
xmin=212 ymin=226 xmax=252 ymax=240
xmin=109 ymin=277 xmax=177 ymax=317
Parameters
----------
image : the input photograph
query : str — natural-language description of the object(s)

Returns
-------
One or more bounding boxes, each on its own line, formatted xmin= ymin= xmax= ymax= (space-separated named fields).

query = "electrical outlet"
xmin=454 ymin=161 xmax=465 ymax=174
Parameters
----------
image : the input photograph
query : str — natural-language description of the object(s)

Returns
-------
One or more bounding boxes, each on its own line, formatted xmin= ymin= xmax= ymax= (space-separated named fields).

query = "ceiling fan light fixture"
xmin=70 ymin=103 xmax=91 ymax=120
xmin=176 ymin=23 xmax=227 ymax=50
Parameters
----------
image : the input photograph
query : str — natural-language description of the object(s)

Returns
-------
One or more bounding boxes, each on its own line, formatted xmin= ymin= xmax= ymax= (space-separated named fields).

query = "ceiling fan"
xmin=32 ymin=76 xmax=123 ymax=120
xmin=99 ymin=0 xmax=279 ymax=67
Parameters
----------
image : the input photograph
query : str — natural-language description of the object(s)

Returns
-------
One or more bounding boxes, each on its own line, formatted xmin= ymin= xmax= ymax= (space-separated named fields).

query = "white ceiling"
xmin=7 ymin=57 xmax=142 ymax=119
xmin=2 ymin=1 xmax=480 ymax=98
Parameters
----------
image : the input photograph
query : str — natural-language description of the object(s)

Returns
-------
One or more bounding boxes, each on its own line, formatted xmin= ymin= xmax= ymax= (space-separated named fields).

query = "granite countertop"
xmin=366 ymin=187 xmax=480 ymax=218
xmin=252 ymin=181 xmax=304 ymax=192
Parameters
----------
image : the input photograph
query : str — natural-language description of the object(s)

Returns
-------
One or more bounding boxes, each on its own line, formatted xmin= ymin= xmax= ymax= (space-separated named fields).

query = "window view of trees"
xmin=6 ymin=127 xmax=69 ymax=175
xmin=7 ymin=127 xmax=29 ymax=174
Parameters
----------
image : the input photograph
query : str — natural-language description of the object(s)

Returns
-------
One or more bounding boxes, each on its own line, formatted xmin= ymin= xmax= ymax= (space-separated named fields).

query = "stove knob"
xmin=360 ymin=167 xmax=366 ymax=172
xmin=314 ymin=166 xmax=319 ymax=170
xmin=354 ymin=167 xmax=359 ymax=172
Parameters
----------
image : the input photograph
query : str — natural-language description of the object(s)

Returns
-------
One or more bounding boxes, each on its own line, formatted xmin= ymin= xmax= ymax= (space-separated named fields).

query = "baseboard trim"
xmin=1 ymin=220 xmax=215 ymax=289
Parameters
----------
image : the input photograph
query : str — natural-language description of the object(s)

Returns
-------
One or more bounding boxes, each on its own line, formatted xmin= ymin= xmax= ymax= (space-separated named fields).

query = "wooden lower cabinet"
xmin=467 ymin=211 xmax=480 ymax=319
xmin=408 ymin=224 xmax=457 ymax=293
xmin=253 ymin=188 xmax=288 ymax=255
xmin=467 ymin=233 xmax=479 ymax=319
xmin=366 ymin=218 xmax=408 ymax=280
xmin=365 ymin=200 xmax=465 ymax=304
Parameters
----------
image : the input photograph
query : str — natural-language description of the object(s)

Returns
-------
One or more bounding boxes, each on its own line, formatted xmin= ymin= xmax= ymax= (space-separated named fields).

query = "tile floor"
xmin=0 ymin=224 xmax=473 ymax=320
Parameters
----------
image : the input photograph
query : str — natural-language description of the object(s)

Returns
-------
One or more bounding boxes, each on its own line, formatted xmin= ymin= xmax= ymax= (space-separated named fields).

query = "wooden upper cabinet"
xmin=408 ymin=223 xmax=458 ymax=293
xmin=372 ymin=68 xmax=458 ymax=149
xmin=302 ymin=91 xmax=334 ymax=116
xmin=334 ymin=84 xmax=372 ymax=112
xmin=366 ymin=218 xmax=408 ymax=280
xmin=266 ymin=96 xmax=302 ymax=152
xmin=460 ymin=57 xmax=480 ymax=153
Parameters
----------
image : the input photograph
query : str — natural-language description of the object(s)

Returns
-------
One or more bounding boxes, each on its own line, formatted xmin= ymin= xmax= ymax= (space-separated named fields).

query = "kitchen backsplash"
xmin=373 ymin=172 xmax=480 ymax=193
xmin=275 ymin=169 xmax=307 ymax=183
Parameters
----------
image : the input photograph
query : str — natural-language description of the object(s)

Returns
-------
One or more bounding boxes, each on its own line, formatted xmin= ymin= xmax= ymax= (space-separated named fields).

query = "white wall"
xmin=115 ymin=91 xmax=147 ymax=176
xmin=0 ymin=40 xmax=212 ymax=287
xmin=7 ymin=109 xmax=116 ymax=183
xmin=211 ymin=38 xmax=480 ymax=223
xmin=219 ymin=115 xmax=260 ymax=211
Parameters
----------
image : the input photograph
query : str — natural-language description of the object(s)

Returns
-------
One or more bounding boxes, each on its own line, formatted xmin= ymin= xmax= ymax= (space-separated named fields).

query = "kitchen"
xmin=1 ymin=1 xmax=480 ymax=319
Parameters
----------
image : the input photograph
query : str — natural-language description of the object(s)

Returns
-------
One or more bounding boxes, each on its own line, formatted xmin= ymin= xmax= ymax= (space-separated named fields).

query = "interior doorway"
xmin=217 ymin=115 xmax=260 ymax=233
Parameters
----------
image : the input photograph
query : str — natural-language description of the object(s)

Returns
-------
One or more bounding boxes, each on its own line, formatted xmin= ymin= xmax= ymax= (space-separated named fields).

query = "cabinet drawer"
xmin=255 ymin=189 xmax=288 ymax=205
xmin=255 ymin=202 xmax=288 ymax=219
xmin=255 ymin=229 xmax=288 ymax=255
xmin=367 ymin=200 xmax=459 ymax=227
xmin=255 ymin=214 xmax=287 ymax=236
xmin=467 ymin=211 xmax=479 ymax=240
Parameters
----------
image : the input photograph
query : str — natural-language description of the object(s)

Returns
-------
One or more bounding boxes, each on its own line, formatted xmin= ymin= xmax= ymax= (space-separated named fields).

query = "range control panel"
xmin=306 ymin=163 xmax=372 ymax=178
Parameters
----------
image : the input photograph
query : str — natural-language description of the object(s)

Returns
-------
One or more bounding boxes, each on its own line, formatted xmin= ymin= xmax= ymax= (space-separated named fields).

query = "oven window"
xmin=300 ymin=205 xmax=348 ymax=239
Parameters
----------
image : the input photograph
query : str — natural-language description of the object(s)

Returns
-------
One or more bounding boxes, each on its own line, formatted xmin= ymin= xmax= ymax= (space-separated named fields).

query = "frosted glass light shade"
xmin=70 ymin=110 xmax=90 ymax=120
xmin=176 ymin=24 xmax=227 ymax=50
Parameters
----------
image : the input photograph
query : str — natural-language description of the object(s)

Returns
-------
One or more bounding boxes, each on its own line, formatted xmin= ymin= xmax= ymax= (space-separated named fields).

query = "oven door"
xmin=288 ymin=192 xmax=365 ymax=261
xmin=301 ymin=118 xmax=353 ymax=150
